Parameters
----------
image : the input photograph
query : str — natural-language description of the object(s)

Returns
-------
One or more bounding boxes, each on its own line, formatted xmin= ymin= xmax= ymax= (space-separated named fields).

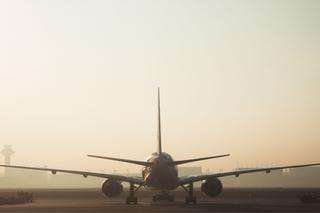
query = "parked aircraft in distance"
xmin=1 ymin=88 xmax=319 ymax=204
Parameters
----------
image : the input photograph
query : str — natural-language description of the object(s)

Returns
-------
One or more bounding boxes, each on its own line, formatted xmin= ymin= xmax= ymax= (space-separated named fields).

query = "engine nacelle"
xmin=101 ymin=179 xmax=123 ymax=198
xmin=201 ymin=177 xmax=223 ymax=197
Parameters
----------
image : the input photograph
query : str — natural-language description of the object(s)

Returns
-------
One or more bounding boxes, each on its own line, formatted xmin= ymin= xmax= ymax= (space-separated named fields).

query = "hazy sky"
xmin=0 ymin=0 xmax=319 ymax=175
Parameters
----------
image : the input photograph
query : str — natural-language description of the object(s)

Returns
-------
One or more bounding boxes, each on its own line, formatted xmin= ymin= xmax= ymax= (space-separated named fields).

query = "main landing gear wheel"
xmin=182 ymin=183 xmax=197 ymax=204
xmin=126 ymin=183 xmax=141 ymax=205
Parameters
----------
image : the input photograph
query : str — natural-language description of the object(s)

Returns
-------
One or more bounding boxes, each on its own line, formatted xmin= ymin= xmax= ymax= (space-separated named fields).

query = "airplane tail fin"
xmin=157 ymin=87 xmax=162 ymax=154
xmin=89 ymin=90 xmax=230 ymax=167
xmin=168 ymin=154 xmax=230 ymax=166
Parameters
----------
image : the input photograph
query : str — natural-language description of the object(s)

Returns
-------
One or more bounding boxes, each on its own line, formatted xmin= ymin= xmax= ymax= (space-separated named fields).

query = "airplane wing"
xmin=0 ymin=164 xmax=144 ymax=185
xmin=178 ymin=163 xmax=320 ymax=185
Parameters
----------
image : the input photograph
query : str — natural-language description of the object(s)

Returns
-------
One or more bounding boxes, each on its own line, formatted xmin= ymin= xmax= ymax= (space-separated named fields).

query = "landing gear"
xmin=182 ymin=183 xmax=197 ymax=204
xmin=152 ymin=191 xmax=174 ymax=202
xmin=126 ymin=183 xmax=141 ymax=205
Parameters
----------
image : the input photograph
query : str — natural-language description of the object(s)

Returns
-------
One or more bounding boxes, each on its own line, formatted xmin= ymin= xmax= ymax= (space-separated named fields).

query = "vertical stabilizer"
xmin=157 ymin=87 xmax=162 ymax=154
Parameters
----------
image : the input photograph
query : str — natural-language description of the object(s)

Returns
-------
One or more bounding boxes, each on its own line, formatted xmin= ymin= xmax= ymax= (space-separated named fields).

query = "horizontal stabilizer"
xmin=169 ymin=154 xmax=230 ymax=166
xmin=87 ymin=155 xmax=152 ymax=166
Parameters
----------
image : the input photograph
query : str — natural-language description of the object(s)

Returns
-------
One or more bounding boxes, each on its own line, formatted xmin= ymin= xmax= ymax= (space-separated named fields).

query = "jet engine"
xmin=201 ymin=177 xmax=223 ymax=197
xmin=101 ymin=179 xmax=123 ymax=197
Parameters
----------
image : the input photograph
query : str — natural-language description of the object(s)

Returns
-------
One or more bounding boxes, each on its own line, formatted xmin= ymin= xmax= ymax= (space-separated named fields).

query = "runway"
xmin=0 ymin=188 xmax=319 ymax=212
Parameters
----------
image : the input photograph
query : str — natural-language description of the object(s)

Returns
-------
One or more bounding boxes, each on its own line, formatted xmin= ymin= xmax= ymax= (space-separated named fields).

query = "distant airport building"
xmin=0 ymin=145 xmax=49 ymax=188
xmin=1 ymin=145 xmax=14 ymax=177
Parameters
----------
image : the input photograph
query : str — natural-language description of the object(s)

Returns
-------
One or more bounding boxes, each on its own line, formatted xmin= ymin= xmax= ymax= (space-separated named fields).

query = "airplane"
xmin=1 ymin=88 xmax=320 ymax=204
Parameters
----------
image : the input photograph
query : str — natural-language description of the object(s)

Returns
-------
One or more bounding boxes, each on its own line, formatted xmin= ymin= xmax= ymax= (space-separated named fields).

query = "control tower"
xmin=1 ymin=145 xmax=14 ymax=176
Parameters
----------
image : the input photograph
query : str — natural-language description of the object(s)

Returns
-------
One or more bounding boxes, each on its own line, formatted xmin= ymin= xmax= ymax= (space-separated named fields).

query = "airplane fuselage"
xmin=142 ymin=152 xmax=178 ymax=190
